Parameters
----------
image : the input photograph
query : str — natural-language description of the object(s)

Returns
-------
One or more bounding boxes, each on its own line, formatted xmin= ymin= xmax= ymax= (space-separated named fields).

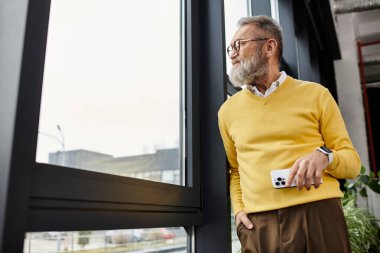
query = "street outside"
xmin=23 ymin=228 xmax=241 ymax=253
xmin=24 ymin=228 xmax=187 ymax=253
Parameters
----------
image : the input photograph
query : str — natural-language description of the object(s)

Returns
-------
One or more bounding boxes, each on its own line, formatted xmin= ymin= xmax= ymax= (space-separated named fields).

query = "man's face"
xmin=228 ymin=24 xmax=269 ymax=87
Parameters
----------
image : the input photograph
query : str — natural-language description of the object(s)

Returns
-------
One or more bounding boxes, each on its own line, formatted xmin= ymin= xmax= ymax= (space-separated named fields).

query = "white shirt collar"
xmin=276 ymin=71 xmax=287 ymax=86
xmin=242 ymin=71 xmax=287 ymax=96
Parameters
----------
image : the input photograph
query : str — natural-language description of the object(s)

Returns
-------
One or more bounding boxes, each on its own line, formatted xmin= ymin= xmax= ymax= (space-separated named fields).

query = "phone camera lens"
xmin=275 ymin=182 xmax=280 ymax=186
xmin=281 ymin=181 xmax=286 ymax=185
xmin=277 ymin=177 xmax=282 ymax=181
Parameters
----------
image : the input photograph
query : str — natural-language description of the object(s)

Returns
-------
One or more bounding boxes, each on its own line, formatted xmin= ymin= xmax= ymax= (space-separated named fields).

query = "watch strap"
xmin=316 ymin=146 xmax=333 ymax=164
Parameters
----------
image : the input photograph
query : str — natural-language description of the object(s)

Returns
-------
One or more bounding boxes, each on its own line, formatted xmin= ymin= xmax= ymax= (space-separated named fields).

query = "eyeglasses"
xmin=226 ymin=38 xmax=268 ymax=57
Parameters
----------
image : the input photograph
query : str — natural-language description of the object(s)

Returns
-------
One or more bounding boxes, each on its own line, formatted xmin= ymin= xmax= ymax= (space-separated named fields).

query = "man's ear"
xmin=265 ymin=39 xmax=278 ymax=58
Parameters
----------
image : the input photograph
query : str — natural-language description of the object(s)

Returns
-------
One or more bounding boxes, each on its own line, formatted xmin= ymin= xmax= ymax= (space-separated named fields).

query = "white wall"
xmin=333 ymin=12 xmax=380 ymax=217
xmin=334 ymin=13 xmax=369 ymax=169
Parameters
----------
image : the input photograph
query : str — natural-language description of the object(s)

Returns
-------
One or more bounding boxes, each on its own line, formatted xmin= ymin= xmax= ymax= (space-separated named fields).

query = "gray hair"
xmin=238 ymin=16 xmax=283 ymax=62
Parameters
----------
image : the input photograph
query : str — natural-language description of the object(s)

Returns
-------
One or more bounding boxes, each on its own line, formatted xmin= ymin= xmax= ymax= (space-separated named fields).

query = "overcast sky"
xmin=36 ymin=0 xmax=249 ymax=163
xmin=36 ymin=0 xmax=181 ymax=163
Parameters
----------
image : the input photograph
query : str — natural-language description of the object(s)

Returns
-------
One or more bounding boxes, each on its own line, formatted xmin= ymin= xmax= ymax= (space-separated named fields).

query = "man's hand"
xmin=286 ymin=150 xmax=329 ymax=191
xmin=235 ymin=210 xmax=253 ymax=230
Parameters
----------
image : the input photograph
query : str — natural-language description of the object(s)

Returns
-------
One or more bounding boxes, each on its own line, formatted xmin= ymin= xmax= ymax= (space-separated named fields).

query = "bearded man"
xmin=218 ymin=16 xmax=360 ymax=253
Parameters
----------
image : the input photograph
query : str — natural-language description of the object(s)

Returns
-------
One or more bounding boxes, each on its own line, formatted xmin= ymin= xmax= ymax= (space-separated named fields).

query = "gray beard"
xmin=229 ymin=48 xmax=269 ymax=87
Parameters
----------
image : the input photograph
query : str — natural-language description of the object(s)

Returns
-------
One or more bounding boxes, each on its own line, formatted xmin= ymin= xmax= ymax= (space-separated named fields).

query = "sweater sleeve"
xmin=319 ymin=89 xmax=361 ymax=179
xmin=218 ymin=111 xmax=245 ymax=215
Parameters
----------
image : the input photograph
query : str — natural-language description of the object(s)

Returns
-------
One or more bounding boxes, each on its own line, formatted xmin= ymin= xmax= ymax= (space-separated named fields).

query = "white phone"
xmin=270 ymin=168 xmax=322 ymax=189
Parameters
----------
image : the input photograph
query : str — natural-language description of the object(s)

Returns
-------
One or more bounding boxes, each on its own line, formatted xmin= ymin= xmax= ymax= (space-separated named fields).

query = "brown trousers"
xmin=237 ymin=198 xmax=351 ymax=253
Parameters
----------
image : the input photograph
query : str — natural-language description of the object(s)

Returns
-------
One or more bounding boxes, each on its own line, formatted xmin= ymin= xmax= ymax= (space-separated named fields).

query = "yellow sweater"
xmin=218 ymin=76 xmax=361 ymax=215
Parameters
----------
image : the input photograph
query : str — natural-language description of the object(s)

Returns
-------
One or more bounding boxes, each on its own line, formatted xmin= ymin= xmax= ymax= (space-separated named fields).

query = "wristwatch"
xmin=316 ymin=146 xmax=333 ymax=164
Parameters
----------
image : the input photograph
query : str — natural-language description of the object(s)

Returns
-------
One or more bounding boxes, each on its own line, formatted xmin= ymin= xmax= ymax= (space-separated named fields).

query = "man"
xmin=218 ymin=16 xmax=360 ymax=253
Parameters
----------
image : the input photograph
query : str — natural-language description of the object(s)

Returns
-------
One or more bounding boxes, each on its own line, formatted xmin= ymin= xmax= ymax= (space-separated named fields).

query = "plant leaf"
xmin=359 ymin=187 xmax=368 ymax=198
xmin=367 ymin=180 xmax=380 ymax=194
xmin=361 ymin=175 xmax=370 ymax=184
xmin=342 ymin=196 xmax=380 ymax=253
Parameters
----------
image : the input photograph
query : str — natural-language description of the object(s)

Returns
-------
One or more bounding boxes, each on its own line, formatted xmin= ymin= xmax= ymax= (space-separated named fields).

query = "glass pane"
xmin=24 ymin=227 xmax=187 ymax=253
xmin=223 ymin=1 xmax=249 ymax=252
xmin=36 ymin=0 xmax=185 ymax=185
xmin=224 ymin=0 xmax=249 ymax=74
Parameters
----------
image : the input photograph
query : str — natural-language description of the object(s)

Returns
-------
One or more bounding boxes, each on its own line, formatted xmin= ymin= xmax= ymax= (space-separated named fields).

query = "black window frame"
xmin=2 ymin=0 xmax=211 ymax=251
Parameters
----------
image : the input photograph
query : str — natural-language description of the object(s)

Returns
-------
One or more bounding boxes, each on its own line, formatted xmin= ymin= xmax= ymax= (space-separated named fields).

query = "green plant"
xmin=342 ymin=195 xmax=380 ymax=253
xmin=342 ymin=166 xmax=380 ymax=253
xmin=345 ymin=166 xmax=380 ymax=201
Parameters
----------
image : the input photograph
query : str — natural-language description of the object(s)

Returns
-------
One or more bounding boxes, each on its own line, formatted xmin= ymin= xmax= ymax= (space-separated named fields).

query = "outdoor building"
xmin=49 ymin=148 xmax=181 ymax=185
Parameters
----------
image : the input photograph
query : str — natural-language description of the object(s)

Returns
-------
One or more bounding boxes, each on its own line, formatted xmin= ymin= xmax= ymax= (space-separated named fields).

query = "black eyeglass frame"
xmin=226 ymin=38 xmax=269 ymax=57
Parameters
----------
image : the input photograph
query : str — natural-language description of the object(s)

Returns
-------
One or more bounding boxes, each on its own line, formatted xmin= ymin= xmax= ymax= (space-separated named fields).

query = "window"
xmin=1 ymin=0 xmax=230 ymax=252
xmin=11 ymin=1 xmax=200 ymax=252
xmin=24 ymin=227 xmax=186 ymax=253
xmin=36 ymin=0 xmax=185 ymax=185
xmin=223 ymin=0 xmax=250 ymax=252
xmin=224 ymin=0 xmax=250 ymax=74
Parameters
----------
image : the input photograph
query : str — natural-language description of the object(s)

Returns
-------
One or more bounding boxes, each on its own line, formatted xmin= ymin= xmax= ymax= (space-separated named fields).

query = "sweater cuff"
xmin=326 ymin=151 xmax=339 ymax=172
xmin=233 ymin=203 xmax=246 ymax=216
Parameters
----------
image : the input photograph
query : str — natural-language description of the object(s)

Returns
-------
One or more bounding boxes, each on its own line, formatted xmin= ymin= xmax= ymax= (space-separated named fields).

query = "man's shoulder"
xmin=290 ymin=77 xmax=328 ymax=94
xmin=218 ymin=89 xmax=246 ymax=116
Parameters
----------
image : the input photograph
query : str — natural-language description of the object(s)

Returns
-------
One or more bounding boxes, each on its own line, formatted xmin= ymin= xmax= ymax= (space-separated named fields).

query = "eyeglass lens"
xmin=227 ymin=40 xmax=239 ymax=56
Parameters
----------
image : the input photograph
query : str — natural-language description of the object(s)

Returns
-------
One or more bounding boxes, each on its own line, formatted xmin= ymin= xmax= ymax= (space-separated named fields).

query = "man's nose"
xmin=229 ymin=50 xmax=238 ymax=59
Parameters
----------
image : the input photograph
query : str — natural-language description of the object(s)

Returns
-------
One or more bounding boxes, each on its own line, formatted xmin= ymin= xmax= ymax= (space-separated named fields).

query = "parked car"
xmin=142 ymin=228 xmax=176 ymax=241
xmin=105 ymin=229 xmax=143 ymax=244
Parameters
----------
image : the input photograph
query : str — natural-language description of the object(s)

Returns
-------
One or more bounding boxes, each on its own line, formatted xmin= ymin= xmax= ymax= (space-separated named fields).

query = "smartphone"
xmin=270 ymin=168 xmax=322 ymax=189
